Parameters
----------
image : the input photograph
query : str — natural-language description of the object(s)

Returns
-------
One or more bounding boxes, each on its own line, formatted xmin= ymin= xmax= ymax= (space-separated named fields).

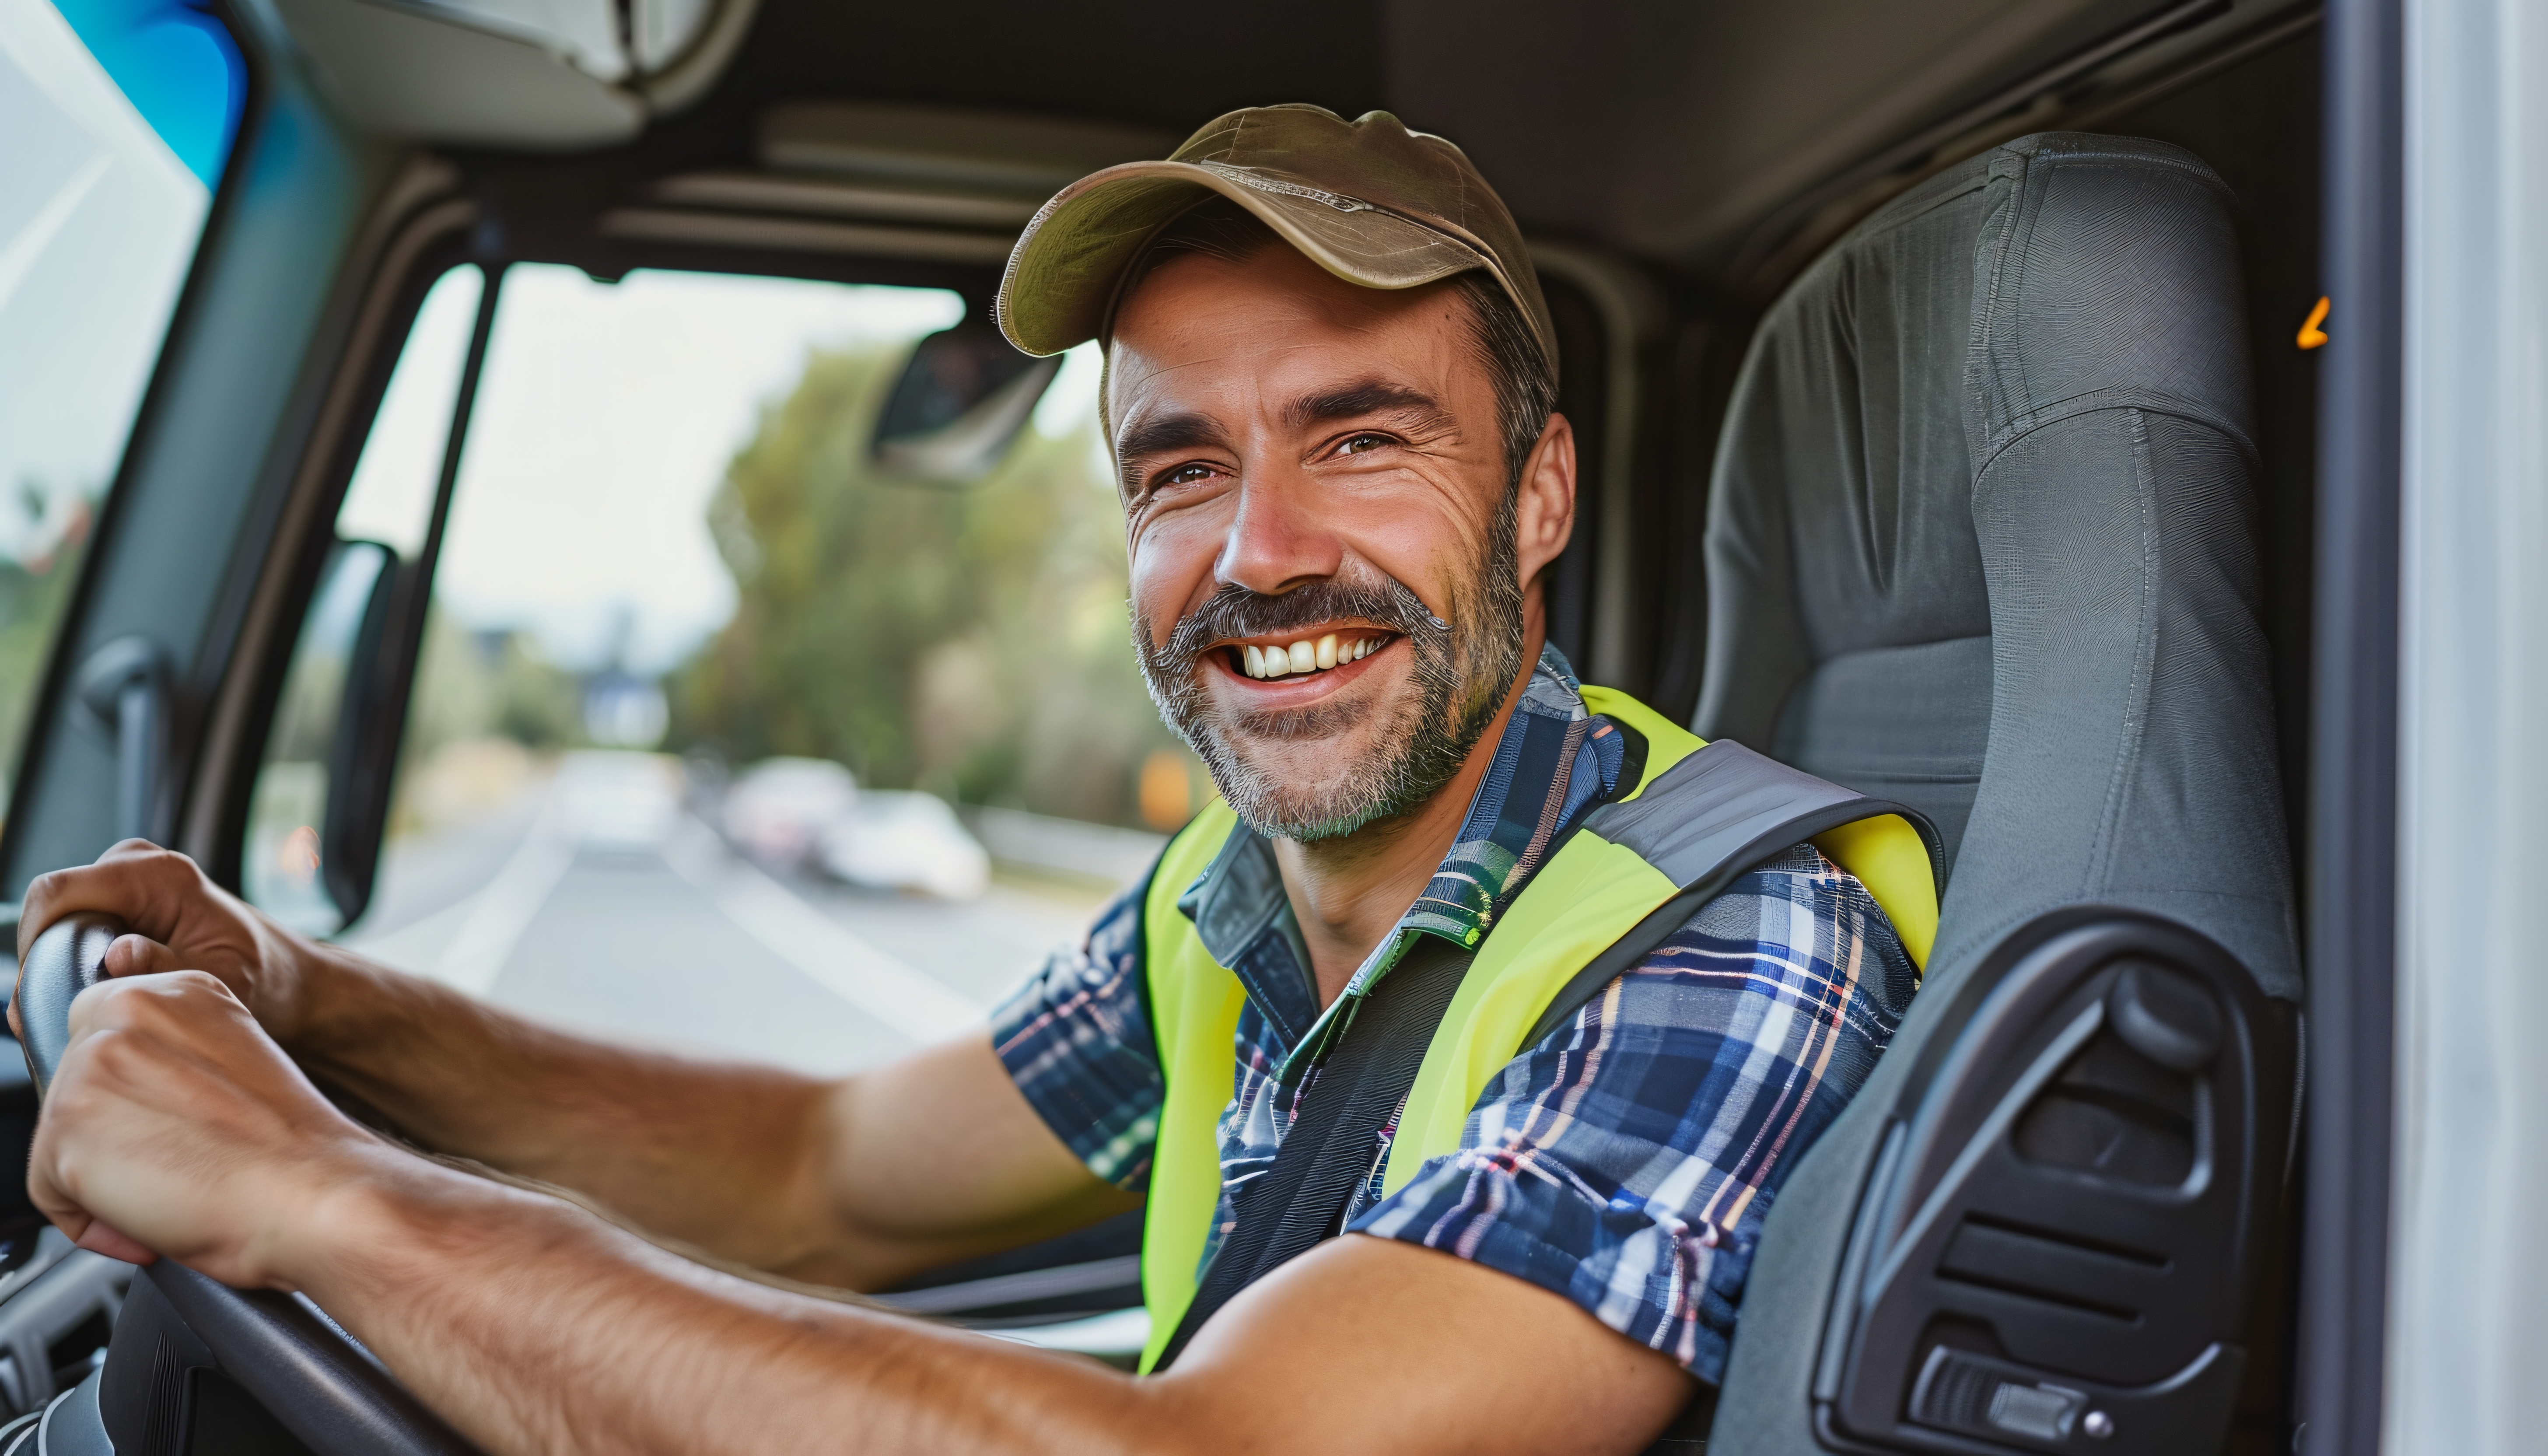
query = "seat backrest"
xmin=1696 ymin=133 xmax=2301 ymax=1456
xmin=1694 ymin=130 xmax=2296 ymax=998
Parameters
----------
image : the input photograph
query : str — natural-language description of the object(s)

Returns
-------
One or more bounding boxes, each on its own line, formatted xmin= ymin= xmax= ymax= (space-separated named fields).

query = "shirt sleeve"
xmin=1348 ymin=843 xmax=1918 ymax=1382
xmin=988 ymin=877 xmax=1166 ymax=1192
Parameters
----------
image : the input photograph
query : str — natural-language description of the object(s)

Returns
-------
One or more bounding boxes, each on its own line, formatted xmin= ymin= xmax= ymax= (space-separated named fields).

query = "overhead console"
xmin=257 ymin=0 xmax=761 ymax=148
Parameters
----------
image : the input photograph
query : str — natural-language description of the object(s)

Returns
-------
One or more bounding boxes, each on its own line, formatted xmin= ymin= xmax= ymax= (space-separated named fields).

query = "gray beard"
xmin=1134 ymin=506 xmax=1526 ymax=842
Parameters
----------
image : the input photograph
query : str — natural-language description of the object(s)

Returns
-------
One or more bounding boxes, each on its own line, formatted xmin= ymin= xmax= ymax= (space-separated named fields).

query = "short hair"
xmin=1109 ymin=197 xmax=1557 ymax=490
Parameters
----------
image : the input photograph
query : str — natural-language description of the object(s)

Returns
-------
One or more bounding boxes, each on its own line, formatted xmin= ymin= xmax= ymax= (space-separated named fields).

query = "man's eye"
xmin=1337 ymin=433 xmax=1393 ymax=455
xmin=1163 ymin=464 xmax=1219 ymax=486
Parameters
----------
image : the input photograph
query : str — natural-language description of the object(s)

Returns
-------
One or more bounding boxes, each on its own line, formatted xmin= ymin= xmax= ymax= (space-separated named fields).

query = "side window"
xmin=0 ymin=0 xmax=244 ymax=827
xmin=249 ymin=264 xmax=1199 ymax=1074
xmin=245 ymin=266 xmax=484 ymax=929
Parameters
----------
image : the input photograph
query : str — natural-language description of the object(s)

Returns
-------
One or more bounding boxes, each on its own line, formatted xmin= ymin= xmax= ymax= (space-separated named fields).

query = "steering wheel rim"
xmin=19 ymin=912 xmax=483 ymax=1455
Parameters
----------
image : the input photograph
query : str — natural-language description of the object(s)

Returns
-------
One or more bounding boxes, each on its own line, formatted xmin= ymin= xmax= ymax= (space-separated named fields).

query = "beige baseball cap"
xmin=995 ymin=104 xmax=1556 ymax=380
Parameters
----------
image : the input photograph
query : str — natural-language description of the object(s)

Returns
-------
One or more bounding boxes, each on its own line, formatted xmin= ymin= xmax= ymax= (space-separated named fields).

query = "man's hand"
xmin=27 ymin=969 xmax=379 ymax=1285
xmin=14 ymin=842 xmax=320 ymax=1044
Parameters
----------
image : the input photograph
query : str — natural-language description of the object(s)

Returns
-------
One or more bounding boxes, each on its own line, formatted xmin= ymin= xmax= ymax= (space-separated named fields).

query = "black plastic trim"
xmin=1814 ymin=910 xmax=2294 ymax=1456
xmin=2294 ymin=1 xmax=2401 ymax=1452
xmin=319 ymin=269 xmax=503 ymax=927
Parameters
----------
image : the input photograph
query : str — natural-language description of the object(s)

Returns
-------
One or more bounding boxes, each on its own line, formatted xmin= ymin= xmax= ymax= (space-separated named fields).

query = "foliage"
xmin=668 ymin=343 xmax=1189 ymax=827
xmin=400 ymin=608 xmax=586 ymax=766
xmin=0 ymin=496 xmax=92 ymax=826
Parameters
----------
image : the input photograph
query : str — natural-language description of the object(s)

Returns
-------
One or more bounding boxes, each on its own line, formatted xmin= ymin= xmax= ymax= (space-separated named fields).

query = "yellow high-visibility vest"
xmin=1133 ymin=686 xmax=1939 ymax=1371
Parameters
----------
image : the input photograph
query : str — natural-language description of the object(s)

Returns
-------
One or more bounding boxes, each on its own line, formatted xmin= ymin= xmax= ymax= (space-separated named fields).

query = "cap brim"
xmin=997 ymin=159 xmax=1490 ymax=358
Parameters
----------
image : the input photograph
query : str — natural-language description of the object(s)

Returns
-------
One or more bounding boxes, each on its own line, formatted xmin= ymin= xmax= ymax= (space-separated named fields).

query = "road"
xmin=337 ymin=752 xmax=1124 ymax=1079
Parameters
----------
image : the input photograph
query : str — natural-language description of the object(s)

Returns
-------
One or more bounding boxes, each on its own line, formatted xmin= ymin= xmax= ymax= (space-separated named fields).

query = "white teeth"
xmin=1240 ymin=634 xmax=1386 ymax=679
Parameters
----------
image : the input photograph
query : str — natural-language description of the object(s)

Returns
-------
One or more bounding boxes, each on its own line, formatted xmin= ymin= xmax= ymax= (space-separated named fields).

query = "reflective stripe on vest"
xmin=1131 ymin=687 xmax=1940 ymax=1371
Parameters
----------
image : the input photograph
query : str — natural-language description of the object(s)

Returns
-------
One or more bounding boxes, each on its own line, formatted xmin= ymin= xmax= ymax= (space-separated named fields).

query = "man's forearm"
xmin=274 ymin=950 xmax=1126 ymax=1291
xmin=304 ymin=1157 xmax=1149 ymax=1456
xmin=290 ymin=1151 xmax=1688 ymax=1456
xmin=282 ymin=946 xmax=844 ymax=1271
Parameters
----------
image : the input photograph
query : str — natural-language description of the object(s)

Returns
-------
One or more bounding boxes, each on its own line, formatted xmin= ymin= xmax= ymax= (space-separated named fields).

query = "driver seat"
xmin=1693 ymin=133 xmax=2300 ymax=1455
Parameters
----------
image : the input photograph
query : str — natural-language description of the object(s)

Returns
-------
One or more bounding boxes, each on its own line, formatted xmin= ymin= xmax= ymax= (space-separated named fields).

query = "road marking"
xmin=430 ymin=795 xmax=576 ymax=996
xmin=340 ymin=888 xmax=483 ymax=976
xmin=663 ymin=822 xmax=982 ymax=1045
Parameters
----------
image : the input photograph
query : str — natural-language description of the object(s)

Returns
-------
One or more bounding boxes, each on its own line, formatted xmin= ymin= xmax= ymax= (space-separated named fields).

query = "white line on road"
xmin=430 ymin=797 xmax=577 ymax=996
xmin=662 ymin=822 xmax=982 ymax=1045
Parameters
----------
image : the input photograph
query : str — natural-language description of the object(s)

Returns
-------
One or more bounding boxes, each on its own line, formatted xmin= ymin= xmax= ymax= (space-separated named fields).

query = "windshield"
xmin=0 ymin=0 xmax=243 ymax=828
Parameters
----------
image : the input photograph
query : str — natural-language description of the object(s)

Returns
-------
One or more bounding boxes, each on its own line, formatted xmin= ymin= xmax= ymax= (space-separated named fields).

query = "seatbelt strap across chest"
xmin=1148 ymin=936 xmax=1474 ymax=1371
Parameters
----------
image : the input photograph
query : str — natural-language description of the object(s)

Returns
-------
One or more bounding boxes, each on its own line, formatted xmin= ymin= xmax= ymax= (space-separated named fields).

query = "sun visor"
xmin=266 ymin=0 xmax=756 ymax=147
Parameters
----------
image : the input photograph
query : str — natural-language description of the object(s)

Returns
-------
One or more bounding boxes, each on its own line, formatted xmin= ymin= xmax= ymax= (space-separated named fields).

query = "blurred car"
xmin=553 ymin=750 xmax=681 ymax=850
xmin=724 ymin=757 xmax=990 ymax=897
xmin=719 ymin=756 xmax=859 ymax=870
xmin=818 ymin=789 xmax=991 ymax=900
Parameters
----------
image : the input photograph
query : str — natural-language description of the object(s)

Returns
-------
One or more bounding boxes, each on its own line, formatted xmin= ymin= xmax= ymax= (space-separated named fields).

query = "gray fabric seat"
xmin=1696 ymin=132 xmax=2300 ymax=1451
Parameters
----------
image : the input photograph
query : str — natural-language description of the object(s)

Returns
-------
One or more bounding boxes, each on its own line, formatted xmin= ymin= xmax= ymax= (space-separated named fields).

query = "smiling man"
xmin=16 ymin=105 xmax=1937 ymax=1454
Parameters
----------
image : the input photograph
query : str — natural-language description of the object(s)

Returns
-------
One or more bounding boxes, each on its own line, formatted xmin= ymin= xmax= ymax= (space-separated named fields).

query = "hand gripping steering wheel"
xmin=17 ymin=912 xmax=483 ymax=1455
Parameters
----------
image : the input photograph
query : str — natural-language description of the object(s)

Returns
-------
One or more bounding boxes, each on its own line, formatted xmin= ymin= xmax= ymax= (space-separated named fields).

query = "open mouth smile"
xmin=1217 ymin=630 xmax=1400 ymax=688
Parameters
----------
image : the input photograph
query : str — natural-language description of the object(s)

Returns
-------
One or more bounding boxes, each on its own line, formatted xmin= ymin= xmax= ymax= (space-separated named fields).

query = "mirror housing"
xmin=316 ymin=539 xmax=411 ymax=925
xmin=872 ymin=319 xmax=1060 ymax=483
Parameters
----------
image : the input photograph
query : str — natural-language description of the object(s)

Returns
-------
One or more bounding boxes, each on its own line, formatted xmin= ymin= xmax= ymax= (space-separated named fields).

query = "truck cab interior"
xmin=0 ymin=0 xmax=2407 ymax=1452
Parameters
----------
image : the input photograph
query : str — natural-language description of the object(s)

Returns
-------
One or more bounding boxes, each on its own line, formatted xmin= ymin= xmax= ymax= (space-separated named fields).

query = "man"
xmin=16 ymin=105 xmax=1930 ymax=1453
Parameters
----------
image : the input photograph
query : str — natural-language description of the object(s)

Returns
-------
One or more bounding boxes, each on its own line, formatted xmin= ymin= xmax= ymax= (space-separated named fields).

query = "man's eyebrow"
xmin=1115 ymin=410 xmax=1230 ymax=462
xmin=1284 ymin=380 xmax=1453 ymax=433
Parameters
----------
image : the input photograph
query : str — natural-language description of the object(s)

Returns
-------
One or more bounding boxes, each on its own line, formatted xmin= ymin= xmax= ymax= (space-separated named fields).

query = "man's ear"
xmin=1513 ymin=413 xmax=1577 ymax=590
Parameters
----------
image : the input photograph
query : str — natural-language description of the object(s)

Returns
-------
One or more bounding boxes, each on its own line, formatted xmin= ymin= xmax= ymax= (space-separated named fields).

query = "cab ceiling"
xmin=269 ymin=0 xmax=2313 ymax=287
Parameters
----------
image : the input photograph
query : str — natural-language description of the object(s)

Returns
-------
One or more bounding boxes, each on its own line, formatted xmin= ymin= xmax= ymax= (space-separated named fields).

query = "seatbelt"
xmin=1147 ymin=925 xmax=1723 ymax=1451
xmin=1514 ymin=834 xmax=1827 ymax=1054
xmin=1148 ymin=935 xmax=1475 ymax=1372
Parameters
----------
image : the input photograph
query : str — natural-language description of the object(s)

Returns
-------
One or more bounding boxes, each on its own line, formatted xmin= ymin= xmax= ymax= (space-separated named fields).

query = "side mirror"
xmin=318 ymin=539 xmax=414 ymax=925
xmin=246 ymin=538 xmax=416 ymax=932
xmin=872 ymin=319 xmax=1060 ymax=483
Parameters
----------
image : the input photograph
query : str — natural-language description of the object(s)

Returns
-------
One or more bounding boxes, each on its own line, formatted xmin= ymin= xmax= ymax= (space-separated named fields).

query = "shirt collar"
xmin=1174 ymin=645 xmax=1627 ymax=1058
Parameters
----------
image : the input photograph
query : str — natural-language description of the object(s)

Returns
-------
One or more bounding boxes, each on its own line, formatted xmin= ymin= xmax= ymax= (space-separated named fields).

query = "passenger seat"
xmin=1694 ymin=133 xmax=2300 ymax=1456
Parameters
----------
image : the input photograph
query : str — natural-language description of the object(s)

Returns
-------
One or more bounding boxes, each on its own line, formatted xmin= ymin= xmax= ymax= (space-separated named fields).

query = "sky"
xmin=0 ymin=0 xmax=210 ymax=563
xmin=339 ymin=264 xmax=977 ymax=674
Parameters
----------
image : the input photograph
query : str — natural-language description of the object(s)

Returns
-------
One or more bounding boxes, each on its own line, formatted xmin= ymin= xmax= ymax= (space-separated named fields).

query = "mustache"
xmin=1152 ymin=572 xmax=1450 ymax=672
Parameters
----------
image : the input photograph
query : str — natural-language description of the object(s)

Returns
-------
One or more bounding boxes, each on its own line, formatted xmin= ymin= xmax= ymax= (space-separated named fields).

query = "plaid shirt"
xmin=990 ymin=648 xmax=1917 ymax=1380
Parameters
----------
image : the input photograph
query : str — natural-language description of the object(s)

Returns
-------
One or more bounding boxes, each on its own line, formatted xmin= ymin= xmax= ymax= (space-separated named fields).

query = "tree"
xmin=670 ymin=342 xmax=1194 ymax=828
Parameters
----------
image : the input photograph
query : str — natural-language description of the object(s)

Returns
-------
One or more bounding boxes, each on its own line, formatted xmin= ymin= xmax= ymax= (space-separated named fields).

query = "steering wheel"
xmin=16 ymin=912 xmax=483 ymax=1455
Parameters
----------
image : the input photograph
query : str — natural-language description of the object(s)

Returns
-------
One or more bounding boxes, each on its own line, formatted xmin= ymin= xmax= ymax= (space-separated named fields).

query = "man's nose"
xmin=1215 ymin=472 xmax=1343 ymax=597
